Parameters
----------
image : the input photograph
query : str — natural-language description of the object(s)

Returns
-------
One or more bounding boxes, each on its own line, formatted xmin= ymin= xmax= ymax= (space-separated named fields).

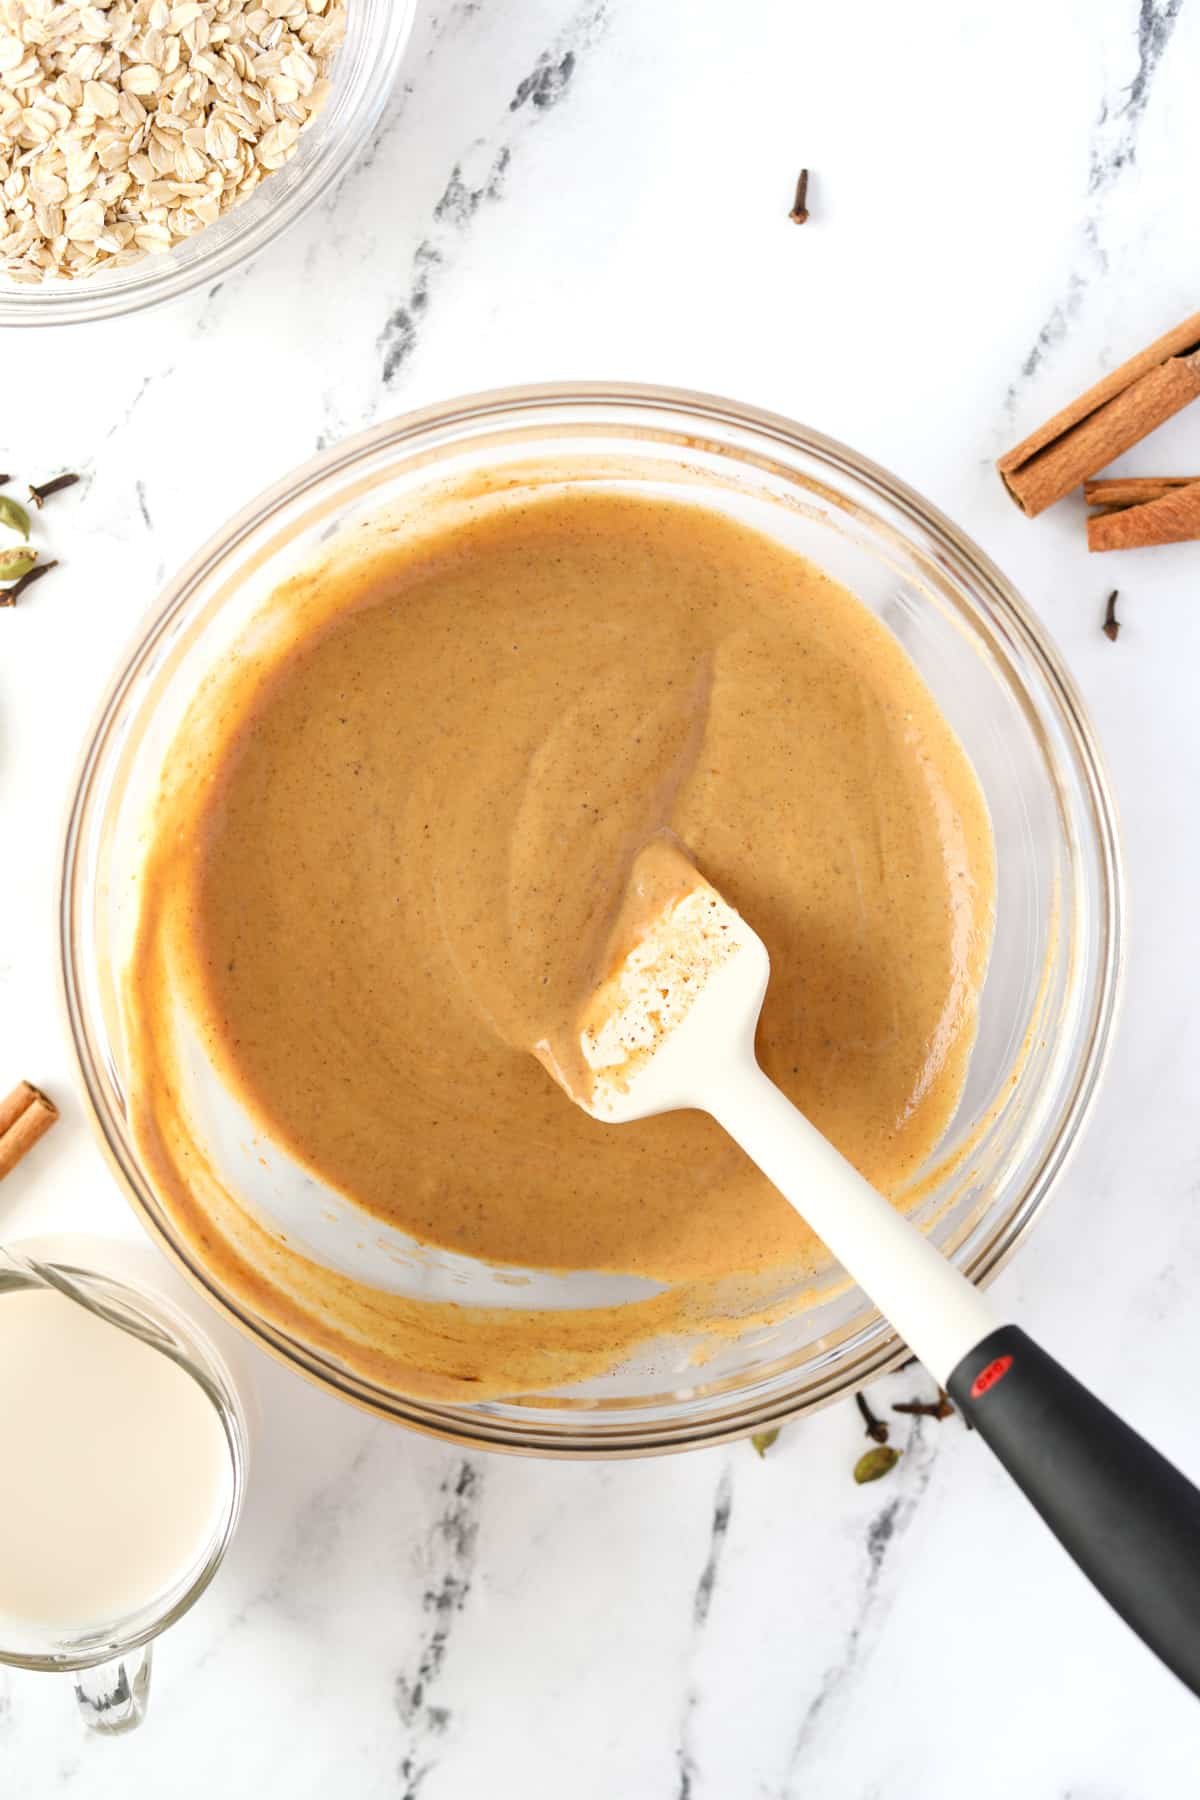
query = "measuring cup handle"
xmin=72 ymin=1643 xmax=153 ymax=1733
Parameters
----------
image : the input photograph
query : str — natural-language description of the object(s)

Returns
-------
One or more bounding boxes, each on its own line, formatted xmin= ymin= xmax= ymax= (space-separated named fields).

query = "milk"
xmin=0 ymin=1286 xmax=233 ymax=1636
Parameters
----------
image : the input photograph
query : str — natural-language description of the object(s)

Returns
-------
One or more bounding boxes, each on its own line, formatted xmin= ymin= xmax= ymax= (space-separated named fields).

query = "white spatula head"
xmin=536 ymin=832 xmax=999 ymax=1390
xmin=537 ymin=838 xmax=770 ymax=1123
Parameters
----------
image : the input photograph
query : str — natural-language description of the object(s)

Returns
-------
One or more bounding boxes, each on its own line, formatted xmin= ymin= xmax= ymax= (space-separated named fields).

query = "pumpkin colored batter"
xmin=127 ymin=485 xmax=995 ymax=1398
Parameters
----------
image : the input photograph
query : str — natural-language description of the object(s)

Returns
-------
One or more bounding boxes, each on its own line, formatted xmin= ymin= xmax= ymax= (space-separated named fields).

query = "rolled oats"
xmin=0 ymin=0 xmax=346 ymax=282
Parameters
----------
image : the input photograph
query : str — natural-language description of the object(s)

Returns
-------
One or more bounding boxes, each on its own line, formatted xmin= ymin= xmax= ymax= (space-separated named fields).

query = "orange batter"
xmin=127 ymin=486 xmax=995 ymax=1397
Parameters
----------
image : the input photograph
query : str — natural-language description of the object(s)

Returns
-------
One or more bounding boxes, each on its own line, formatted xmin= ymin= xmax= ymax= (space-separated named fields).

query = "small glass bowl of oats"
xmin=0 ymin=0 xmax=414 ymax=325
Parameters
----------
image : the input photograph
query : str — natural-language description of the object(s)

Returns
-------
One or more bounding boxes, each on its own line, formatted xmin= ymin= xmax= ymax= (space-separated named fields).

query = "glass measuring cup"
xmin=0 ymin=1246 xmax=249 ymax=1733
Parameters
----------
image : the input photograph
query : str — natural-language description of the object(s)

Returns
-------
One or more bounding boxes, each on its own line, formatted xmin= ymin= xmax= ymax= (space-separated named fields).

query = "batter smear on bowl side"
xmin=127 ymin=486 xmax=995 ymax=1398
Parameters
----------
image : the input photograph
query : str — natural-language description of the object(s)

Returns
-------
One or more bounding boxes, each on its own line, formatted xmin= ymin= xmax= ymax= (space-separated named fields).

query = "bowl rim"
xmin=0 ymin=0 xmax=416 ymax=328
xmin=59 ymin=381 xmax=1127 ymax=1456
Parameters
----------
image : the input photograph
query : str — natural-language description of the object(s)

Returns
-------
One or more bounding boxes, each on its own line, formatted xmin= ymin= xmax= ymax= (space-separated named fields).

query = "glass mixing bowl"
xmin=0 ymin=0 xmax=415 ymax=328
xmin=61 ymin=385 xmax=1124 ymax=1455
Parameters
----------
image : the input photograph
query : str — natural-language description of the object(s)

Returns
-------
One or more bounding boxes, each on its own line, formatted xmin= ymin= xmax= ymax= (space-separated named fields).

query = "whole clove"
xmin=1103 ymin=589 xmax=1120 ymax=642
xmin=855 ymin=1391 xmax=889 ymax=1443
xmin=28 ymin=472 xmax=80 ymax=508
xmin=892 ymin=1388 xmax=955 ymax=1421
xmin=788 ymin=168 xmax=810 ymax=224
xmin=0 ymin=558 xmax=58 ymax=606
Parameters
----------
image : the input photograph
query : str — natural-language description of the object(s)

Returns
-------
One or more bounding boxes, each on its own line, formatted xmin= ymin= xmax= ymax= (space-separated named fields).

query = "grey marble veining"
xmin=1008 ymin=0 xmax=1187 ymax=407
xmin=376 ymin=0 xmax=608 ymax=389
xmin=784 ymin=1422 xmax=941 ymax=1779
xmin=674 ymin=1463 xmax=732 ymax=1800
xmin=393 ymin=1460 xmax=484 ymax=1796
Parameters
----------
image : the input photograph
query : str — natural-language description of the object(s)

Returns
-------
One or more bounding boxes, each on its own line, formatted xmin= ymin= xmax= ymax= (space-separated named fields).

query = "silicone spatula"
xmin=542 ymin=842 xmax=1200 ymax=1695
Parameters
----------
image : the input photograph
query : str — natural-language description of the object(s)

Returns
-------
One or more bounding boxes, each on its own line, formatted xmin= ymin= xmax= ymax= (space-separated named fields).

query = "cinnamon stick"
xmin=1084 ymin=476 xmax=1200 ymax=509
xmin=1088 ymin=478 xmax=1200 ymax=552
xmin=998 ymin=311 xmax=1200 ymax=517
xmin=0 ymin=1080 xmax=59 ymax=1179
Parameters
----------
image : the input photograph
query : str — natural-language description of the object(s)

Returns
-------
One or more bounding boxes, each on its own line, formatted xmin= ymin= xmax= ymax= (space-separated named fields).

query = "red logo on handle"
xmin=970 ymin=1353 xmax=1013 ymax=1399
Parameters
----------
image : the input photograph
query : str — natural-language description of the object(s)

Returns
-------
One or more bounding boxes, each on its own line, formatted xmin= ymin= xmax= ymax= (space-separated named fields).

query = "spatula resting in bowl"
xmin=535 ymin=837 xmax=1200 ymax=1697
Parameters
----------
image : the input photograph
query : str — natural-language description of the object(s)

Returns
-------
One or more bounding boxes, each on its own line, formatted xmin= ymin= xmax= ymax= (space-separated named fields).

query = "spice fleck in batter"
xmin=129 ymin=487 xmax=994 ymax=1397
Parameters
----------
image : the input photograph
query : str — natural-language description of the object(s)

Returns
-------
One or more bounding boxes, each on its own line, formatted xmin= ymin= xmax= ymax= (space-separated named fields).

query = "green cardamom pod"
xmin=0 ymin=495 xmax=31 ymax=540
xmin=853 ymin=1445 xmax=901 ymax=1484
xmin=751 ymin=1428 xmax=780 ymax=1458
xmin=0 ymin=547 xmax=37 ymax=582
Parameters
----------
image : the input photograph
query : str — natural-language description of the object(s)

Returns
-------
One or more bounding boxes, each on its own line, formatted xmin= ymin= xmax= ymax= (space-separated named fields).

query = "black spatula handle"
xmin=948 ymin=1325 xmax=1200 ymax=1696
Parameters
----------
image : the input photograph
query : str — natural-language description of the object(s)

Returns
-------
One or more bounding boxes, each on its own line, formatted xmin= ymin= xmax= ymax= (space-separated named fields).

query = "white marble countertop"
xmin=3 ymin=0 xmax=1200 ymax=1791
